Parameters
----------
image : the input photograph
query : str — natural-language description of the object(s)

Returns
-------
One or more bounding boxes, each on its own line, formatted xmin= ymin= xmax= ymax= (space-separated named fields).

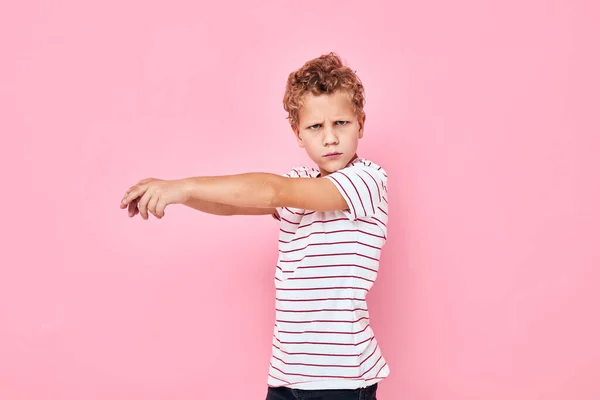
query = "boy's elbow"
xmin=266 ymin=175 xmax=286 ymax=208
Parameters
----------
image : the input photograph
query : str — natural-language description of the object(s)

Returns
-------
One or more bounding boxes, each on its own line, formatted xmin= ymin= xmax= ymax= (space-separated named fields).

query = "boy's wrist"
xmin=178 ymin=177 xmax=197 ymax=204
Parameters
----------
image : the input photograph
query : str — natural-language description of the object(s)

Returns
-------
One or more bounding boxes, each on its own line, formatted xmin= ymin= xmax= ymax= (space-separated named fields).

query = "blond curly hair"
xmin=283 ymin=52 xmax=365 ymax=131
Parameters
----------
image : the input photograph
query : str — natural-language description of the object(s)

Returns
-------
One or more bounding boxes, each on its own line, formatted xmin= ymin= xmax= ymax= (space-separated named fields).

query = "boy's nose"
xmin=323 ymin=128 xmax=339 ymax=145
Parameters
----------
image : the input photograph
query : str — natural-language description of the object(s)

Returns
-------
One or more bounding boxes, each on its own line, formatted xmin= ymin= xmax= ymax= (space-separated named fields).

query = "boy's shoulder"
xmin=347 ymin=157 xmax=388 ymax=178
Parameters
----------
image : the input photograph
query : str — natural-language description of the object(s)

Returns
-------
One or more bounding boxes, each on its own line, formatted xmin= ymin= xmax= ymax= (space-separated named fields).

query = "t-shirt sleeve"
xmin=324 ymin=164 xmax=387 ymax=221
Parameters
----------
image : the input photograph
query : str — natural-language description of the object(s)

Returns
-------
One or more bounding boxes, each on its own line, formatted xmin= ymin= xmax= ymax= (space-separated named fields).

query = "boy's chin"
xmin=317 ymin=158 xmax=349 ymax=174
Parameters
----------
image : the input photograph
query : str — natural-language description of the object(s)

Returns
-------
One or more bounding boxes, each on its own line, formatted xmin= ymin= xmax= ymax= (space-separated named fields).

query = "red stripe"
xmin=362 ymin=219 xmax=379 ymax=227
xmin=274 ymin=336 xmax=373 ymax=347
xmin=362 ymin=169 xmax=382 ymax=202
xmin=298 ymin=217 xmax=349 ymax=229
xmin=272 ymin=354 xmax=361 ymax=368
xmin=352 ymin=219 xmax=379 ymax=228
xmin=364 ymin=376 xmax=384 ymax=383
xmin=268 ymin=373 xmax=290 ymax=384
xmin=375 ymin=362 xmax=387 ymax=376
xmin=280 ymin=216 xmax=300 ymax=225
xmin=269 ymin=363 xmax=374 ymax=379
xmin=276 ymin=286 xmax=368 ymax=291
xmin=327 ymin=175 xmax=356 ymax=219
xmin=280 ymin=207 xmax=316 ymax=217
xmin=279 ymin=229 xmax=385 ymax=244
xmin=279 ymin=252 xmax=379 ymax=263
xmin=356 ymin=172 xmax=375 ymax=215
xmin=377 ymin=206 xmax=387 ymax=216
xmin=269 ymin=363 xmax=350 ymax=379
xmin=277 ymin=316 xmax=369 ymax=324
xmin=372 ymin=216 xmax=386 ymax=228
xmin=272 ymin=343 xmax=366 ymax=357
xmin=280 ymin=240 xmax=382 ymax=254
xmin=359 ymin=344 xmax=379 ymax=367
xmin=297 ymin=263 xmax=377 ymax=273
xmin=287 ymin=275 xmax=375 ymax=283
xmin=276 ymin=307 xmax=369 ymax=313
xmin=376 ymin=166 xmax=388 ymax=177
xmin=276 ymin=297 xmax=366 ymax=302
xmin=338 ymin=170 xmax=367 ymax=217
xmin=361 ymin=355 xmax=383 ymax=377
xmin=277 ymin=324 xmax=371 ymax=335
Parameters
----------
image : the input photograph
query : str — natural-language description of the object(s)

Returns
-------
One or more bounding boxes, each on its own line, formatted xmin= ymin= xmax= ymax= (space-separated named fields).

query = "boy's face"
xmin=294 ymin=90 xmax=365 ymax=177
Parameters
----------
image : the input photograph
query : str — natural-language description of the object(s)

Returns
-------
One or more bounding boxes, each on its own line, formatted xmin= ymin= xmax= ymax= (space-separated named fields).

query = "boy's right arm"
xmin=183 ymin=198 xmax=276 ymax=216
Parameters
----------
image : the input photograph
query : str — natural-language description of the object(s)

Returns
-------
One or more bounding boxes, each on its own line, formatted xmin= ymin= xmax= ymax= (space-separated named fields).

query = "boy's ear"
xmin=358 ymin=113 xmax=366 ymax=138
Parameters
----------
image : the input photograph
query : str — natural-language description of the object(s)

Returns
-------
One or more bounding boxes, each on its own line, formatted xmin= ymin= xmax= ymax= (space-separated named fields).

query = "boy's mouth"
xmin=324 ymin=152 xmax=342 ymax=159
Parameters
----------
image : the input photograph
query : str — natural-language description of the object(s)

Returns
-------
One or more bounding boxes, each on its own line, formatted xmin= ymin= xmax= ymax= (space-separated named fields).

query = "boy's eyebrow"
xmin=305 ymin=116 xmax=353 ymax=126
xmin=304 ymin=120 xmax=324 ymax=126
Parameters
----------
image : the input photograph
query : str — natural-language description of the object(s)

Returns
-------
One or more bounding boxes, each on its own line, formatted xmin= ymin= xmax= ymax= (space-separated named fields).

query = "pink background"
xmin=1 ymin=0 xmax=599 ymax=398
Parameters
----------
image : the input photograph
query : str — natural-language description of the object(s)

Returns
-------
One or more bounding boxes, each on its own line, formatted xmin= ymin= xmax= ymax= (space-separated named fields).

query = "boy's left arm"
xmin=122 ymin=166 xmax=386 ymax=220
xmin=121 ymin=173 xmax=349 ymax=219
xmin=185 ymin=173 xmax=350 ymax=213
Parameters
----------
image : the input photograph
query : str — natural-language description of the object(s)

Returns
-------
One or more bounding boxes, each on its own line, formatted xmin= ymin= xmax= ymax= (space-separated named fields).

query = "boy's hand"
xmin=120 ymin=178 xmax=190 ymax=219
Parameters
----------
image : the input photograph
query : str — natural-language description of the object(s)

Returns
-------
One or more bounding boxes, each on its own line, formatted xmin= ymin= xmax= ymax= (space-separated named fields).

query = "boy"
xmin=120 ymin=52 xmax=389 ymax=399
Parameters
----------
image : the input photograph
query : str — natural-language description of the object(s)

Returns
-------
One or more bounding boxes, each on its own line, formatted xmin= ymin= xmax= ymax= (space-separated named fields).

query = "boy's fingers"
xmin=138 ymin=192 xmax=152 ymax=220
xmin=156 ymin=199 xmax=167 ymax=218
xmin=147 ymin=196 xmax=159 ymax=218
xmin=121 ymin=186 xmax=136 ymax=207
xmin=121 ymin=180 xmax=159 ymax=216
xmin=122 ymin=186 xmax=145 ymax=207
xmin=120 ymin=191 xmax=131 ymax=208
xmin=128 ymin=198 xmax=139 ymax=217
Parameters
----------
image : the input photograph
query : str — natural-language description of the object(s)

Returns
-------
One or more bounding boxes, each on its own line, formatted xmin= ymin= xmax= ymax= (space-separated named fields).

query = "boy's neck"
xmin=318 ymin=154 xmax=359 ymax=177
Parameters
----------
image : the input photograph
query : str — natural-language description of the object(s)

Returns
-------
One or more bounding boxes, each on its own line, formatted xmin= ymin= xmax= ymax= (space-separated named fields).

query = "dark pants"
xmin=265 ymin=383 xmax=377 ymax=400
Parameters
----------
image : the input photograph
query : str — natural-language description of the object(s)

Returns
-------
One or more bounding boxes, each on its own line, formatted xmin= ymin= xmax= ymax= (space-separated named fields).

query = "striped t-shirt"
xmin=268 ymin=157 xmax=390 ymax=390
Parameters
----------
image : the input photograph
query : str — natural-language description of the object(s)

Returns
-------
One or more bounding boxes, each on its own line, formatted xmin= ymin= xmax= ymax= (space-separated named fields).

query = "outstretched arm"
xmin=183 ymin=173 xmax=348 ymax=211
xmin=182 ymin=198 xmax=276 ymax=216
xmin=120 ymin=173 xmax=348 ymax=220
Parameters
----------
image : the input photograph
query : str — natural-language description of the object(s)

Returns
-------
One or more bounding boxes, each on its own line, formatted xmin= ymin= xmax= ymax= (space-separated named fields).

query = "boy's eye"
xmin=309 ymin=121 xmax=348 ymax=130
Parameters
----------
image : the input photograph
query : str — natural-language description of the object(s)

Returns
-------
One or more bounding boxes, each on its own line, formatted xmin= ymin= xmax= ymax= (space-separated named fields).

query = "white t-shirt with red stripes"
xmin=268 ymin=157 xmax=390 ymax=390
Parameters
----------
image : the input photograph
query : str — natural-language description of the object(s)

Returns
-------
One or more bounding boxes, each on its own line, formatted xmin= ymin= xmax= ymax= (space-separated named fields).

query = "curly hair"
xmin=283 ymin=52 xmax=365 ymax=131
